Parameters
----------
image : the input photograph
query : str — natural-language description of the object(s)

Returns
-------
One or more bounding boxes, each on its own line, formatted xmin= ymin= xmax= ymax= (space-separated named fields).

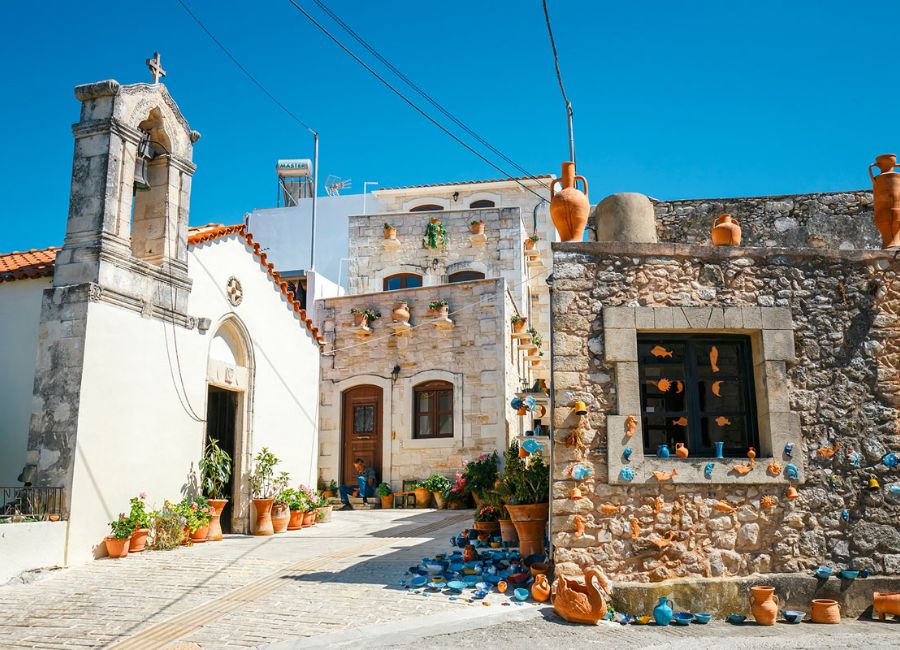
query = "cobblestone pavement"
xmin=0 ymin=509 xmax=475 ymax=649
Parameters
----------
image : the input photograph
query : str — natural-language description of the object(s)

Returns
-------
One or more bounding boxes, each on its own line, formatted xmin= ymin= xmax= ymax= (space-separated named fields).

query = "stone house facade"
xmin=551 ymin=192 xmax=900 ymax=588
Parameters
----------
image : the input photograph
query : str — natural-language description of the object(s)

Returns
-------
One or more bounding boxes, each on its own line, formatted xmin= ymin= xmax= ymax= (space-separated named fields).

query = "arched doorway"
xmin=206 ymin=317 xmax=253 ymax=534
xmin=341 ymin=385 xmax=383 ymax=486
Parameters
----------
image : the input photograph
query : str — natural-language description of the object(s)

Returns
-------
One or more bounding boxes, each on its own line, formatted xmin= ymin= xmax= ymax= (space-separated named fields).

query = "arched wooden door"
xmin=341 ymin=385 xmax=383 ymax=485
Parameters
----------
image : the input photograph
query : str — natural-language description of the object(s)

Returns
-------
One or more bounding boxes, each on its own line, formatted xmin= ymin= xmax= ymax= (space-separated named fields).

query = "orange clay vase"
xmin=532 ymin=573 xmax=551 ymax=602
xmin=811 ymin=599 xmax=841 ymax=624
xmin=271 ymin=504 xmax=290 ymax=534
xmin=870 ymin=154 xmax=900 ymax=248
xmin=505 ymin=503 xmax=548 ymax=557
xmin=206 ymin=498 xmax=228 ymax=541
xmin=711 ymin=214 xmax=742 ymax=246
xmin=253 ymin=498 xmax=275 ymax=536
xmin=550 ymin=161 xmax=590 ymax=242
xmin=675 ymin=443 xmax=689 ymax=458
xmin=287 ymin=508 xmax=304 ymax=530
xmin=392 ymin=301 xmax=410 ymax=324
xmin=749 ymin=585 xmax=779 ymax=626
xmin=873 ymin=592 xmax=900 ymax=620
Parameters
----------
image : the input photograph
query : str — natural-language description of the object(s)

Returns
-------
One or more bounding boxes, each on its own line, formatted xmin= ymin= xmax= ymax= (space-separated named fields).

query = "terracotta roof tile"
xmin=187 ymin=223 xmax=245 ymax=245
xmin=0 ymin=247 xmax=59 ymax=283
xmin=377 ymin=174 xmax=553 ymax=192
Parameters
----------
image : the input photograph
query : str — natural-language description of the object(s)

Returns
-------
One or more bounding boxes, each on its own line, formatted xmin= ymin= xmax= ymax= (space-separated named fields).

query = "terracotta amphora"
xmin=811 ymin=598 xmax=840 ymax=624
xmin=749 ymin=585 xmax=779 ymax=626
xmin=870 ymin=153 xmax=900 ymax=249
xmin=392 ymin=301 xmax=410 ymax=324
xmin=253 ymin=498 xmax=275 ymax=536
xmin=206 ymin=498 xmax=228 ymax=541
xmin=675 ymin=443 xmax=689 ymax=458
xmin=873 ymin=592 xmax=900 ymax=620
xmin=711 ymin=214 xmax=742 ymax=246
xmin=550 ymin=161 xmax=590 ymax=242
xmin=532 ymin=574 xmax=551 ymax=602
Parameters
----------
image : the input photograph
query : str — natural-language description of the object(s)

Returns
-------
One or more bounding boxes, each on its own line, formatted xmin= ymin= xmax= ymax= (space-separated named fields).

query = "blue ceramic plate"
xmin=409 ymin=576 xmax=427 ymax=588
xmin=473 ymin=589 xmax=488 ymax=599
xmin=463 ymin=575 xmax=480 ymax=586
xmin=447 ymin=580 xmax=467 ymax=591
xmin=513 ymin=588 xmax=529 ymax=602
xmin=449 ymin=562 xmax=465 ymax=572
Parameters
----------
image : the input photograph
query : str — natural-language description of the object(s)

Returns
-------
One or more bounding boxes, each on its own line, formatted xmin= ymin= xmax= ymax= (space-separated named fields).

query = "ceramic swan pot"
xmin=552 ymin=568 xmax=612 ymax=625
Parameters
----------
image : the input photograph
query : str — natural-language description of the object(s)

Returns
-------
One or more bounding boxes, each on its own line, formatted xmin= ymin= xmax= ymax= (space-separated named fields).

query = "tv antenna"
xmin=325 ymin=175 xmax=352 ymax=196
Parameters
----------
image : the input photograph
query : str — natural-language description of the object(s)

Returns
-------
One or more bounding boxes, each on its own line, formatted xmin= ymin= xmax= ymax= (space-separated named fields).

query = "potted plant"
xmin=271 ymin=471 xmax=292 ymax=534
xmin=527 ymin=327 xmax=543 ymax=349
xmin=350 ymin=307 xmax=381 ymax=328
xmin=502 ymin=441 xmax=550 ymax=557
xmin=281 ymin=488 xmax=304 ymax=530
xmin=474 ymin=504 xmax=501 ymax=534
xmin=428 ymin=299 xmax=449 ymax=320
xmin=383 ymin=222 xmax=397 ymax=239
xmin=315 ymin=492 xmax=333 ymax=523
xmin=470 ymin=218 xmax=485 ymax=235
xmin=298 ymin=484 xmax=319 ymax=527
xmin=377 ymin=482 xmax=393 ymax=509
xmin=127 ymin=493 xmax=151 ymax=553
xmin=511 ymin=314 xmax=527 ymax=334
xmin=444 ymin=468 xmax=471 ymax=509
xmin=422 ymin=218 xmax=447 ymax=249
xmin=462 ymin=452 xmax=499 ymax=507
xmin=105 ymin=516 xmax=134 ymax=558
xmin=419 ymin=473 xmax=450 ymax=509
xmin=497 ymin=504 xmax=518 ymax=546
xmin=148 ymin=501 xmax=186 ymax=550
xmin=524 ymin=233 xmax=540 ymax=250
xmin=199 ymin=437 xmax=232 ymax=542
xmin=326 ymin=479 xmax=337 ymax=499
xmin=414 ymin=480 xmax=433 ymax=509
xmin=183 ymin=495 xmax=214 ymax=542
xmin=250 ymin=447 xmax=281 ymax=535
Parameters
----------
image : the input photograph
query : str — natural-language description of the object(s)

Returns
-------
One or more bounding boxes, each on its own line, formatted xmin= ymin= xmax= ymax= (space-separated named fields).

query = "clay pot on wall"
xmin=271 ymin=504 xmax=290 ymax=534
xmin=870 ymin=153 xmax=900 ymax=248
xmin=549 ymin=161 xmax=590 ymax=242
xmin=873 ymin=592 xmax=900 ymax=620
xmin=384 ymin=226 xmax=397 ymax=240
xmin=414 ymin=487 xmax=432 ymax=508
xmin=352 ymin=311 xmax=366 ymax=327
xmin=253 ymin=498 xmax=275 ymax=536
xmin=512 ymin=317 xmax=527 ymax=334
xmin=505 ymin=503 xmax=548 ymax=557
xmin=711 ymin=214 xmax=742 ymax=246
xmin=811 ymin=599 xmax=841 ymax=624
xmin=675 ymin=443 xmax=689 ymax=458
xmin=430 ymin=304 xmax=450 ymax=319
xmin=129 ymin=528 xmax=149 ymax=553
xmin=104 ymin=536 xmax=130 ymax=559
xmin=392 ymin=301 xmax=410 ymax=324
xmin=287 ymin=509 xmax=304 ymax=530
xmin=749 ymin=586 xmax=779 ymax=626
xmin=206 ymin=498 xmax=228 ymax=541
xmin=471 ymin=221 xmax=485 ymax=235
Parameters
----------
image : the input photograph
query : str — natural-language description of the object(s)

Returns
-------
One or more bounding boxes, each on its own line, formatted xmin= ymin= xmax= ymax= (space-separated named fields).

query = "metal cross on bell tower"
xmin=146 ymin=52 xmax=166 ymax=84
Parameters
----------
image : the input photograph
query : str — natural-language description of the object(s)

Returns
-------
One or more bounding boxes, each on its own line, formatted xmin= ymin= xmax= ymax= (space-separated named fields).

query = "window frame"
xmin=383 ymin=273 xmax=423 ymax=291
xmin=409 ymin=204 xmax=444 ymax=212
xmin=413 ymin=381 xmax=454 ymax=439
xmin=448 ymin=270 xmax=486 ymax=283
xmin=469 ymin=199 xmax=495 ymax=208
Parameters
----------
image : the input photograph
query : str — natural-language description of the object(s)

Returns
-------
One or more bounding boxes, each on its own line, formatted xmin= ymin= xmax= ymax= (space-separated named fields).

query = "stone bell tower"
xmin=26 ymin=63 xmax=201 ymax=499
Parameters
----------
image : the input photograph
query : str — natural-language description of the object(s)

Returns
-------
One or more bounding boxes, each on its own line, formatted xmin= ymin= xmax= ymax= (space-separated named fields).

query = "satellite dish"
xmin=324 ymin=175 xmax=352 ymax=196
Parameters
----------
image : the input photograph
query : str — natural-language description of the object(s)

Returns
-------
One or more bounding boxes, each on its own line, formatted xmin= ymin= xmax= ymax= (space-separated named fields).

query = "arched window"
xmin=469 ymin=199 xmax=495 ymax=208
xmin=448 ymin=270 xmax=486 ymax=283
xmin=414 ymin=381 xmax=453 ymax=439
xmin=409 ymin=204 xmax=443 ymax=212
xmin=383 ymin=273 xmax=423 ymax=291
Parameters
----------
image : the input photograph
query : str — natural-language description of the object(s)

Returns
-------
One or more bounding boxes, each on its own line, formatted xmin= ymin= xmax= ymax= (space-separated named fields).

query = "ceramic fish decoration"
xmin=672 ymin=417 xmax=689 ymax=427
xmin=818 ymin=442 xmax=842 ymax=458
xmin=715 ymin=416 xmax=731 ymax=427
xmin=652 ymin=531 xmax=676 ymax=549
xmin=713 ymin=500 xmax=736 ymax=513
xmin=651 ymin=345 xmax=673 ymax=358
xmin=625 ymin=415 xmax=637 ymax=438
xmin=521 ymin=438 xmax=543 ymax=455
xmin=657 ymin=378 xmax=672 ymax=392
xmin=600 ymin=503 xmax=621 ymax=515
xmin=631 ymin=519 xmax=641 ymax=540
xmin=883 ymin=452 xmax=900 ymax=468
xmin=712 ymin=380 xmax=723 ymax=397
xmin=571 ymin=464 xmax=592 ymax=480
xmin=732 ymin=462 xmax=754 ymax=476
xmin=651 ymin=469 xmax=678 ymax=482
xmin=847 ymin=449 xmax=861 ymax=468
xmin=710 ymin=346 xmax=720 ymax=373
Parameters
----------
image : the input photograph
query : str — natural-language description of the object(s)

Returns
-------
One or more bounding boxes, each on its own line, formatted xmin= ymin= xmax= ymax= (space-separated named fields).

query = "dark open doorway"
xmin=206 ymin=386 xmax=237 ymax=533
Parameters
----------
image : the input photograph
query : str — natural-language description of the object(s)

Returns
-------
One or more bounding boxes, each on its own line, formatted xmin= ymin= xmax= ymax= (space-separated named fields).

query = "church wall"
xmin=0 ymin=278 xmax=47 ymax=487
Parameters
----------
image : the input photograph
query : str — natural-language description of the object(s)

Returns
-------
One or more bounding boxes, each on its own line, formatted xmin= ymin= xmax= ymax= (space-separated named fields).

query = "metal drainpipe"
xmin=546 ymin=270 xmax=555 ymax=564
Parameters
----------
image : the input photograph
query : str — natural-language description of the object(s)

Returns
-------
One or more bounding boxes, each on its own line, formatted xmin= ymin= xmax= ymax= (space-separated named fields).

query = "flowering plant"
xmin=428 ymin=299 xmax=448 ymax=310
xmin=528 ymin=233 xmax=540 ymax=242
xmin=149 ymin=501 xmax=187 ymax=549
xmin=127 ymin=493 xmax=151 ymax=530
xmin=350 ymin=307 xmax=381 ymax=323
xmin=180 ymin=496 xmax=213 ymax=533
xmin=296 ymin=484 xmax=319 ymax=512
xmin=442 ymin=469 xmax=470 ymax=503
xmin=474 ymin=504 xmax=500 ymax=523
xmin=108 ymin=516 xmax=134 ymax=540
xmin=462 ymin=452 xmax=499 ymax=497
xmin=383 ymin=222 xmax=396 ymax=230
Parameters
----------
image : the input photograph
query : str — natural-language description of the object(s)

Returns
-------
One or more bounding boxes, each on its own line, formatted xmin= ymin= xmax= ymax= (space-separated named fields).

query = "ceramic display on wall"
xmin=623 ymin=447 xmax=632 ymax=461
xmin=883 ymin=452 xmax=899 ymax=468
xmin=704 ymin=462 xmax=715 ymax=479
xmin=785 ymin=464 xmax=800 ymax=481
xmin=619 ymin=467 xmax=635 ymax=481
xmin=784 ymin=443 xmax=793 ymax=458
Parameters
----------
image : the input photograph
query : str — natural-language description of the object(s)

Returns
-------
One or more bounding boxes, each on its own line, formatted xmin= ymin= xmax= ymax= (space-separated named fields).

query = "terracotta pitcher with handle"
xmin=870 ymin=153 xmax=900 ymax=249
xmin=550 ymin=161 xmax=590 ymax=242
xmin=749 ymin=585 xmax=779 ymax=625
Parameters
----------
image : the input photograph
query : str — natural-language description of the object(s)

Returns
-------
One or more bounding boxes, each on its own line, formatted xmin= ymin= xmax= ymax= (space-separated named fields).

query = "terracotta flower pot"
xmin=288 ymin=509 xmax=304 ymax=530
xmin=429 ymin=305 xmax=449 ymax=319
xmin=253 ymin=498 xmax=275 ymax=536
xmin=322 ymin=491 xmax=334 ymax=499
xmin=190 ymin=525 xmax=210 ymax=543
xmin=524 ymin=237 xmax=537 ymax=250
xmin=499 ymin=519 xmax=518 ymax=545
xmin=549 ymin=161 xmax=590 ymax=242
xmin=505 ymin=503 xmax=548 ymax=557
xmin=811 ymin=599 xmax=840 ymax=624
xmin=271 ymin=504 xmax=290 ymax=534
xmin=448 ymin=499 xmax=467 ymax=510
xmin=471 ymin=221 xmax=485 ymax=235
xmin=429 ymin=217 xmax=441 ymax=225
xmin=512 ymin=318 xmax=527 ymax=334
xmin=749 ymin=586 xmax=779 ymax=626
xmin=873 ymin=592 xmax=900 ymax=620
xmin=129 ymin=528 xmax=149 ymax=553
xmin=105 ymin=536 xmax=130 ymax=558
xmin=870 ymin=154 xmax=900 ymax=248
xmin=392 ymin=301 xmax=410 ymax=324
xmin=384 ymin=226 xmax=397 ymax=240
xmin=352 ymin=312 xmax=366 ymax=327
xmin=380 ymin=495 xmax=393 ymax=509
xmin=302 ymin=510 xmax=317 ymax=527
xmin=432 ymin=491 xmax=446 ymax=509
xmin=206 ymin=498 xmax=228 ymax=542
xmin=474 ymin=520 xmax=501 ymax=535
xmin=711 ymin=214 xmax=742 ymax=246
xmin=414 ymin=487 xmax=432 ymax=508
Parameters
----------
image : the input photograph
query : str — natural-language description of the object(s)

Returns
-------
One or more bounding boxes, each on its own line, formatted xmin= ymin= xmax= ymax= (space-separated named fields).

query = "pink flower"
xmin=191 ymin=503 xmax=198 ymax=511
xmin=139 ymin=492 xmax=147 ymax=499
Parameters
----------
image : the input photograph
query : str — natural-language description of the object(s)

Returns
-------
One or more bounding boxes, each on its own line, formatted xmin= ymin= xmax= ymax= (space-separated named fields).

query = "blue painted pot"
xmin=715 ymin=441 xmax=725 ymax=459
xmin=657 ymin=444 xmax=670 ymax=458
xmin=653 ymin=596 xmax=674 ymax=626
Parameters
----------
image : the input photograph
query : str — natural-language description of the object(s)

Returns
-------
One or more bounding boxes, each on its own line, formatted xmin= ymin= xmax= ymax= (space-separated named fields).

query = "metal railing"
xmin=0 ymin=486 xmax=65 ymax=522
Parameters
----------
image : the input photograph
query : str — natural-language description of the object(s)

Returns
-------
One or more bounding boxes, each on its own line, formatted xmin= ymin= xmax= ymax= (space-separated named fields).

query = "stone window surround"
xmin=401 ymin=369 xmax=465 ymax=450
xmin=603 ymin=305 xmax=803 ymax=485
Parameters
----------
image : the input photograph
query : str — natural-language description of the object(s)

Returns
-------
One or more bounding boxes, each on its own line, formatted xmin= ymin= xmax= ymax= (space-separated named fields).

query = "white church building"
xmin=0 ymin=75 xmax=324 ymax=578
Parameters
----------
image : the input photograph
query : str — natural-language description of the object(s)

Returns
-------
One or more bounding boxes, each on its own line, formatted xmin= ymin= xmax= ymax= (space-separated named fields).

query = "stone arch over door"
xmin=206 ymin=315 xmax=255 ymax=534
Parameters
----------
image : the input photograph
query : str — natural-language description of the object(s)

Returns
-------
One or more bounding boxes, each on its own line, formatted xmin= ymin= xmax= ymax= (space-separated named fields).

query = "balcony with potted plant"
xmin=349 ymin=307 xmax=381 ymax=336
xmin=469 ymin=218 xmax=487 ymax=245
xmin=427 ymin=299 xmax=453 ymax=329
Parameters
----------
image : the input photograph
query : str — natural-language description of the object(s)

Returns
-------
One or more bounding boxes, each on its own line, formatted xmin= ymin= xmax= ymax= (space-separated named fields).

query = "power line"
xmin=310 ymin=0 xmax=550 ymax=192
xmin=175 ymin=0 xmax=317 ymax=136
xmin=285 ymin=0 xmax=549 ymax=203
xmin=542 ymin=0 xmax=575 ymax=165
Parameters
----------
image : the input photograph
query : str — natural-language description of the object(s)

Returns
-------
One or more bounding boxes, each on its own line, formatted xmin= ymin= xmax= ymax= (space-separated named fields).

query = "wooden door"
xmin=341 ymin=386 xmax=382 ymax=485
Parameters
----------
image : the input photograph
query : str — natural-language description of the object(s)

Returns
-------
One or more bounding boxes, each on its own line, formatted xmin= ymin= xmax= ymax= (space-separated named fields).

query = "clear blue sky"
xmin=1 ymin=0 xmax=897 ymax=252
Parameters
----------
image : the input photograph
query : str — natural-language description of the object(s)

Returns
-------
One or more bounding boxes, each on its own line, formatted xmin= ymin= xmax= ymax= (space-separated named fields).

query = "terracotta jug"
xmin=811 ymin=598 xmax=840 ymax=624
xmin=873 ymin=591 xmax=900 ymax=620
xmin=870 ymin=153 xmax=900 ymax=249
xmin=749 ymin=585 xmax=779 ymax=626
xmin=532 ymin=573 xmax=551 ymax=602
xmin=675 ymin=443 xmax=689 ymax=458
xmin=711 ymin=214 xmax=742 ymax=246
xmin=391 ymin=301 xmax=410 ymax=324
xmin=550 ymin=161 xmax=590 ymax=242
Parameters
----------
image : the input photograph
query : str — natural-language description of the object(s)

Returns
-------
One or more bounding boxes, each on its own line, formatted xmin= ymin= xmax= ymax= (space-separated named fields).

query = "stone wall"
xmin=317 ymin=278 xmax=519 ymax=487
xmin=551 ymin=242 xmax=900 ymax=583
xmin=645 ymin=190 xmax=880 ymax=250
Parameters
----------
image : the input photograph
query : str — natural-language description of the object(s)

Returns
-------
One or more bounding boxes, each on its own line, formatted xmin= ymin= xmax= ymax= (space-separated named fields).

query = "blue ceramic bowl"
xmin=476 ymin=582 xmax=491 ymax=591
xmin=513 ymin=588 xmax=529 ymax=602
xmin=463 ymin=575 xmax=480 ymax=586
xmin=473 ymin=589 xmax=488 ymax=599
xmin=840 ymin=569 xmax=859 ymax=580
xmin=409 ymin=576 xmax=428 ymax=588
xmin=783 ymin=610 xmax=805 ymax=623
xmin=726 ymin=614 xmax=747 ymax=624
xmin=693 ymin=613 xmax=712 ymax=624
xmin=672 ymin=613 xmax=693 ymax=626
xmin=447 ymin=580 xmax=467 ymax=591
xmin=814 ymin=566 xmax=833 ymax=579
xmin=449 ymin=562 xmax=465 ymax=572
xmin=483 ymin=575 xmax=501 ymax=584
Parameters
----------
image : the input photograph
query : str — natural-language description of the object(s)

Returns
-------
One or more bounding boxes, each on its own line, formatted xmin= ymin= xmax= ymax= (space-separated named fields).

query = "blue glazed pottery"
xmin=693 ymin=613 xmax=712 ymax=624
xmin=704 ymin=462 xmax=715 ymax=479
xmin=522 ymin=438 xmax=543 ymax=455
xmin=426 ymin=581 xmax=444 ymax=590
xmin=524 ymin=430 xmax=534 ymax=437
xmin=620 ymin=467 xmax=635 ymax=481
xmin=473 ymin=589 xmax=488 ymax=599
xmin=464 ymin=575 xmax=479 ymax=585
xmin=783 ymin=610 xmax=805 ymax=623
xmin=784 ymin=443 xmax=793 ymax=458
xmin=815 ymin=566 xmax=833 ymax=579
xmin=891 ymin=485 xmax=900 ymax=495
xmin=715 ymin=441 xmax=725 ymax=459
xmin=476 ymin=581 xmax=491 ymax=591
xmin=513 ymin=587 xmax=529 ymax=601
xmin=410 ymin=576 xmax=428 ymax=588
xmin=658 ymin=444 xmax=671 ymax=458
xmin=653 ymin=597 xmax=674 ymax=626
xmin=450 ymin=562 xmax=465 ymax=572
xmin=785 ymin=464 xmax=800 ymax=481
xmin=840 ymin=569 xmax=859 ymax=580
xmin=883 ymin=452 xmax=899 ymax=468
xmin=447 ymin=580 xmax=467 ymax=591
xmin=726 ymin=614 xmax=746 ymax=624
xmin=841 ymin=509 xmax=850 ymax=522
xmin=571 ymin=464 xmax=591 ymax=480
xmin=623 ymin=447 xmax=632 ymax=461
xmin=848 ymin=451 xmax=861 ymax=467
xmin=672 ymin=613 xmax=693 ymax=626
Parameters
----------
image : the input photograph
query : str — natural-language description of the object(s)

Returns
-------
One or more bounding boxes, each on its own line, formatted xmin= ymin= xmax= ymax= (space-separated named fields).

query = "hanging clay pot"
xmin=870 ymin=154 xmax=900 ymax=248
xmin=711 ymin=214 xmax=742 ymax=246
xmin=675 ymin=443 xmax=689 ymax=458
xmin=391 ymin=301 xmax=410 ymax=324
xmin=532 ymin=574 xmax=551 ymax=602
xmin=749 ymin=586 xmax=779 ymax=626
xmin=811 ymin=599 xmax=841 ymax=624
xmin=549 ymin=161 xmax=590 ymax=242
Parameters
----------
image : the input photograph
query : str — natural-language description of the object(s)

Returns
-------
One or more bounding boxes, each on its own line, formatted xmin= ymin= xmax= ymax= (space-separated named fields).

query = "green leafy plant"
xmin=422 ymin=219 xmax=447 ymax=249
xmin=296 ymin=484 xmax=319 ymax=512
xmin=463 ymin=452 xmax=499 ymax=498
xmin=376 ymin=482 xmax=393 ymax=497
xmin=127 ymin=494 xmax=151 ymax=530
xmin=108 ymin=516 xmax=134 ymax=540
xmin=502 ymin=442 xmax=549 ymax=505
xmin=179 ymin=495 xmax=214 ymax=533
xmin=527 ymin=327 xmax=543 ymax=349
xmin=149 ymin=501 xmax=187 ymax=549
xmin=418 ymin=473 xmax=450 ymax=493
xmin=316 ymin=477 xmax=327 ymax=492
xmin=428 ymin=299 xmax=448 ymax=310
xmin=383 ymin=222 xmax=396 ymax=231
xmin=328 ymin=479 xmax=338 ymax=492
xmin=528 ymin=233 xmax=540 ymax=242
xmin=511 ymin=315 xmax=526 ymax=325
xmin=279 ymin=488 xmax=304 ymax=511
xmin=351 ymin=307 xmax=381 ymax=323
xmin=470 ymin=218 xmax=484 ymax=226
xmin=474 ymin=504 xmax=500 ymax=523
xmin=200 ymin=438 xmax=232 ymax=500
xmin=250 ymin=447 xmax=280 ymax=499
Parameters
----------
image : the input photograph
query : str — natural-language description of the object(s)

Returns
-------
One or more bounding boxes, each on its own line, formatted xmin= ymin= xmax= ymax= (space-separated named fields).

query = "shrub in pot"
xmin=181 ymin=496 xmax=214 ymax=542
xmin=281 ymin=488 xmax=305 ymax=530
xmin=377 ymin=482 xmax=393 ymax=509
xmin=443 ymin=469 xmax=471 ymax=509
xmin=127 ymin=493 xmax=151 ymax=552
xmin=413 ymin=480 xmax=433 ymax=509
xmin=315 ymin=493 xmax=333 ymax=523
xmin=297 ymin=484 xmax=319 ymax=526
xmin=200 ymin=437 xmax=232 ymax=542
xmin=511 ymin=314 xmax=527 ymax=333
xmin=271 ymin=472 xmax=292 ymax=534
xmin=105 ymin=517 xmax=134 ymax=558
xmin=474 ymin=504 xmax=501 ymax=534
xmin=470 ymin=218 xmax=485 ymax=235
xmin=149 ymin=501 xmax=186 ymax=550
xmin=419 ymin=474 xmax=450 ymax=509
xmin=249 ymin=447 xmax=281 ymax=535
xmin=502 ymin=441 xmax=549 ymax=557
xmin=463 ymin=452 xmax=498 ymax=508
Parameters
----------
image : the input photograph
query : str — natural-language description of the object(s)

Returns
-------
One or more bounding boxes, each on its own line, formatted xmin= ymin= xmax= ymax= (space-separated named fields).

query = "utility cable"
xmin=285 ymin=0 xmax=548 ymax=204
xmin=542 ymin=0 xmax=575 ymax=165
